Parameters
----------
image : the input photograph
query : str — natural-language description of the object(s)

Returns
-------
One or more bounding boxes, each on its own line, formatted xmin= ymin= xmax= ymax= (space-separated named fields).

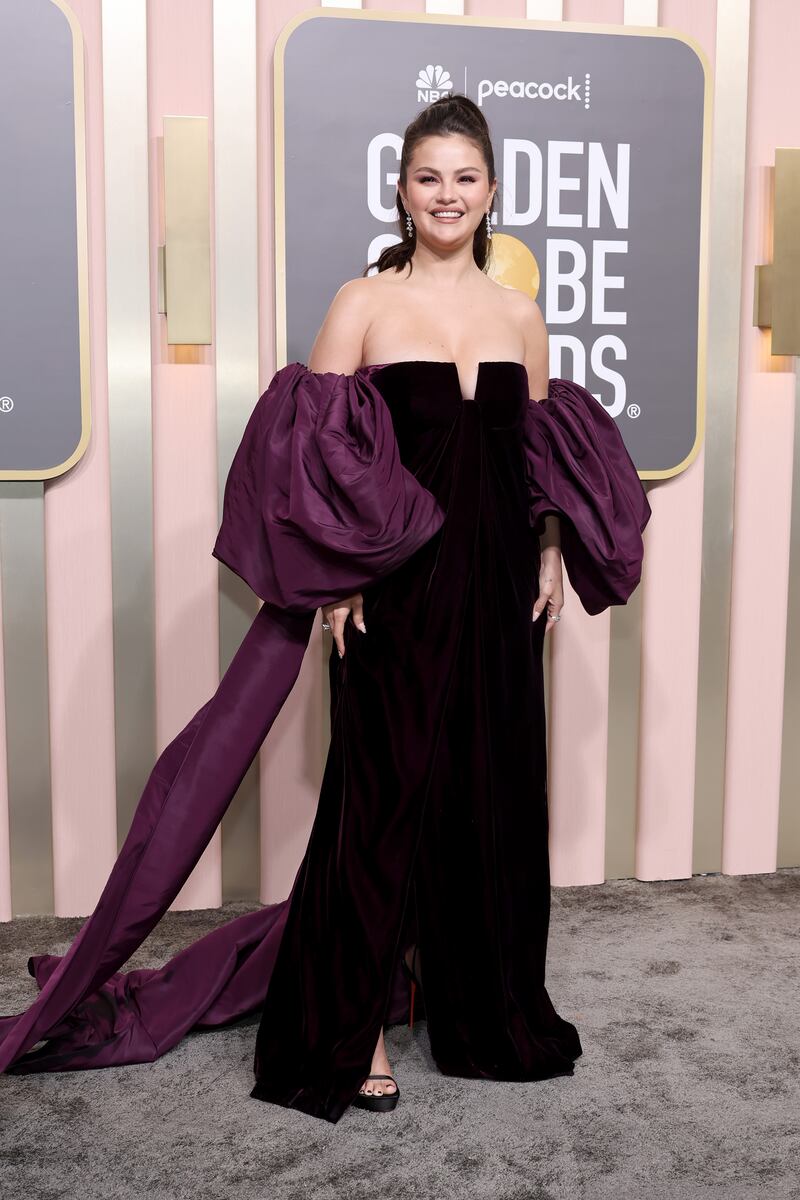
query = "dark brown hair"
xmin=362 ymin=93 xmax=497 ymax=278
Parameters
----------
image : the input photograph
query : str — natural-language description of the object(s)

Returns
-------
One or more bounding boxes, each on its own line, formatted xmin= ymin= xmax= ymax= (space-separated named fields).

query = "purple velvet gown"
xmin=0 ymin=359 xmax=651 ymax=1124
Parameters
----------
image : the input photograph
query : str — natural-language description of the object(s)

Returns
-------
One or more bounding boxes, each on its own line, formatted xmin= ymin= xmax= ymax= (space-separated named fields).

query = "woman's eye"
xmin=418 ymin=175 xmax=477 ymax=183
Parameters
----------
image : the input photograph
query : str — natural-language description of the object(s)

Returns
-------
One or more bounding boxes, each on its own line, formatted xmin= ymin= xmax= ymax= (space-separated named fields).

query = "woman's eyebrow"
xmin=411 ymin=165 xmax=482 ymax=173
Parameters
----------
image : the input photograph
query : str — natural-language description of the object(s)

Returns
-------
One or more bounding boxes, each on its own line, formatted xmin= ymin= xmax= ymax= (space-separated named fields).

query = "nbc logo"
xmin=416 ymin=64 xmax=453 ymax=102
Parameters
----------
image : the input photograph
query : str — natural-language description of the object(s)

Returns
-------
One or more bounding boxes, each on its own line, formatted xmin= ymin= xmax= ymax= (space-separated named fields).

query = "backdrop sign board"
xmin=275 ymin=11 xmax=711 ymax=479
xmin=0 ymin=0 xmax=91 ymax=481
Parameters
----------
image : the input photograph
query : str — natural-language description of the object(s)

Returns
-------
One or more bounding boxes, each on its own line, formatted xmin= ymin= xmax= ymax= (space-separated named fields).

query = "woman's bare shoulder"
xmin=321 ymin=273 xmax=391 ymax=332
xmin=308 ymin=277 xmax=379 ymax=373
xmin=494 ymin=283 xmax=549 ymax=397
xmin=498 ymin=283 xmax=547 ymax=341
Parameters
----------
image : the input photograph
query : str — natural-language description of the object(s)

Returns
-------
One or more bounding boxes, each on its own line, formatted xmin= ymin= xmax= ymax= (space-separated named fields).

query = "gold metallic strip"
xmin=693 ymin=0 xmax=751 ymax=874
xmin=0 ymin=485 xmax=54 ymax=914
xmin=213 ymin=1 xmax=261 ymax=901
xmin=102 ymin=1 xmax=157 ymax=844
xmin=778 ymin=371 xmax=800 ymax=867
xmin=163 ymin=116 xmax=212 ymax=346
xmin=605 ymin=0 xmax=660 ymax=881
xmin=771 ymin=148 xmax=800 ymax=356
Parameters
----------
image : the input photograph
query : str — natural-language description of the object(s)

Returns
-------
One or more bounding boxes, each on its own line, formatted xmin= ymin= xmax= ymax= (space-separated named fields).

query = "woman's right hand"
xmin=321 ymin=592 xmax=366 ymax=659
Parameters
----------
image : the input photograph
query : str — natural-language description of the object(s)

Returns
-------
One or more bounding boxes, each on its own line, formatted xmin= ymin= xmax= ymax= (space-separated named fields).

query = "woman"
xmin=0 ymin=95 xmax=650 ymax=1124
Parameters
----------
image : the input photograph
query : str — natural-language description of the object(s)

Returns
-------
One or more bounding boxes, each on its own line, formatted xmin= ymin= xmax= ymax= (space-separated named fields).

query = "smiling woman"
xmin=363 ymin=94 xmax=498 ymax=281
xmin=0 ymin=92 xmax=650 ymax=1127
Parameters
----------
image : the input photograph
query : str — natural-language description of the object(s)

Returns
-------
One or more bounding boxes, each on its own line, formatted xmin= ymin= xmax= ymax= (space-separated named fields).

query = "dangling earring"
xmin=485 ymin=210 xmax=493 ymax=240
xmin=406 ymin=211 xmax=414 ymax=237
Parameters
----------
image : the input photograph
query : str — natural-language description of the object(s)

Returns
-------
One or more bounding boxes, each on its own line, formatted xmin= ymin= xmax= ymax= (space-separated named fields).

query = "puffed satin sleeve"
xmin=522 ymin=378 xmax=652 ymax=615
xmin=212 ymin=361 xmax=446 ymax=611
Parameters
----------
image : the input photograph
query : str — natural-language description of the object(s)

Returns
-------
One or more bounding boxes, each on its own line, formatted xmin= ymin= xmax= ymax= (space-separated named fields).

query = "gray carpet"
xmin=1 ymin=869 xmax=798 ymax=1200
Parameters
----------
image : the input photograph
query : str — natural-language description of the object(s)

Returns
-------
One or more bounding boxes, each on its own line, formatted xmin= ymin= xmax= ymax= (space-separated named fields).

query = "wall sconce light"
xmin=754 ymin=147 xmax=800 ymax=356
xmin=157 ymin=116 xmax=211 ymax=345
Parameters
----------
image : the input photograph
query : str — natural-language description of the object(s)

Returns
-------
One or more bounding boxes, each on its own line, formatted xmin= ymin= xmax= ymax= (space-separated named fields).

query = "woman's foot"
xmin=357 ymin=1026 xmax=398 ymax=1099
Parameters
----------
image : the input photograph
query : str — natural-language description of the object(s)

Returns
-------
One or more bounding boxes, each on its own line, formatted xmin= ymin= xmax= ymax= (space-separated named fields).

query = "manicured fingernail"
xmin=532 ymin=611 xmax=539 ymax=621
xmin=357 ymin=621 xmax=366 ymax=633
xmin=338 ymin=649 xmax=343 ymax=658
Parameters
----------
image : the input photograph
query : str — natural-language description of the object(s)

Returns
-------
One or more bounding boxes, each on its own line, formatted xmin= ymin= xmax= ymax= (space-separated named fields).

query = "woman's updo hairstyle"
xmin=363 ymin=92 xmax=497 ymax=277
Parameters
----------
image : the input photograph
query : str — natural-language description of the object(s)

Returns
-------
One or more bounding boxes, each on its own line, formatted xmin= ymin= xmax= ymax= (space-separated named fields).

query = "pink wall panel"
xmin=0 ymin=561 xmax=10 ymax=921
xmin=634 ymin=0 xmax=716 ymax=880
xmin=45 ymin=0 xmax=118 ymax=917
xmin=147 ymin=0 xmax=221 ymax=910
xmin=724 ymin=0 xmax=800 ymax=872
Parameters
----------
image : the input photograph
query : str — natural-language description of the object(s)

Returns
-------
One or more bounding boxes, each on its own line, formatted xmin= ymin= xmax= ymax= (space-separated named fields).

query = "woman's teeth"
xmin=432 ymin=211 xmax=463 ymax=220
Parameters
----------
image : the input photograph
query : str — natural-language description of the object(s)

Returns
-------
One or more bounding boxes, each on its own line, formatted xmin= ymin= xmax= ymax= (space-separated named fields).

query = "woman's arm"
xmin=308 ymin=278 xmax=374 ymax=655
xmin=520 ymin=292 xmax=549 ymax=404
xmin=308 ymin=277 xmax=372 ymax=374
xmin=517 ymin=293 xmax=563 ymax=561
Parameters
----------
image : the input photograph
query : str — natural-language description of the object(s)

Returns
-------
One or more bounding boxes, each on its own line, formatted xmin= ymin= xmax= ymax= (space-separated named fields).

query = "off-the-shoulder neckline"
xmin=359 ymin=359 xmax=528 ymax=404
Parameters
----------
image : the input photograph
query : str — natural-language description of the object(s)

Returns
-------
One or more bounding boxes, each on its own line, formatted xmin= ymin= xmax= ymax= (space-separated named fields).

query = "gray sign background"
xmin=279 ymin=13 xmax=709 ymax=476
xmin=0 ymin=0 xmax=87 ymax=478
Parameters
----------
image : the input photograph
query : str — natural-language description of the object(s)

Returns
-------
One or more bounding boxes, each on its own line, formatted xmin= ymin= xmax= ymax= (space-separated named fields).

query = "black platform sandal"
xmin=352 ymin=1073 xmax=400 ymax=1112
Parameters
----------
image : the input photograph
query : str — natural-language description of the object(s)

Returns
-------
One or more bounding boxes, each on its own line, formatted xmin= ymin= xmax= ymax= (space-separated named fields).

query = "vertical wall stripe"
xmin=623 ymin=0 xmax=657 ymax=23
xmin=723 ymin=377 xmax=794 ymax=872
xmin=0 ymin=485 xmax=53 ymax=914
xmin=724 ymin=0 xmax=799 ymax=875
xmin=150 ymin=2 xmax=221 ymax=911
xmin=425 ymin=0 xmax=462 ymax=14
xmin=548 ymin=603 xmax=612 ymax=886
xmin=213 ymin=0 xmax=261 ymax=901
xmin=518 ymin=0 xmax=565 ymax=875
xmin=527 ymin=1 xmax=563 ymax=18
xmin=102 ymin=0 xmax=157 ymax=847
xmin=547 ymin=3 xmax=620 ymax=887
xmin=521 ymin=0 xmax=564 ymax=816
xmin=636 ymin=1 xmax=714 ymax=881
xmin=48 ymin=0 xmax=119 ymax=918
xmin=604 ymin=0 xmax=655 ymax=881
xmin=692 ymin=0 xmax=751 ymax=875
xmin=756 ymin=3 xmax=800 ymax=873
xmin=605 ymin=582 xmax=647 ymax=879
xmin=778 ymin=371 xmax=800 ymax=867
xmin=0 ymin=554 xmax=9 ymax=920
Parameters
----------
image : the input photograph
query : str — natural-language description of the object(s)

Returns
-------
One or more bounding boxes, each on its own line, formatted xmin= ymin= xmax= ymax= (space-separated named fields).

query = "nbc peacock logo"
xmin=416 ymin=64 xmax=453 ymax=102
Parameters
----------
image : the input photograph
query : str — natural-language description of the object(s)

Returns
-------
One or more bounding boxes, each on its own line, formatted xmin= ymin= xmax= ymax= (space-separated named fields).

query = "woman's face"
xmin=399 ymin=134 xmax=496 ymax=247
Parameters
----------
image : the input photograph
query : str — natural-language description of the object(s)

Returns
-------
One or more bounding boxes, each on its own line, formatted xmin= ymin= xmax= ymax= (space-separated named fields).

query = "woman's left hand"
xmin=532 ymin=546 xmax=564 ymax=632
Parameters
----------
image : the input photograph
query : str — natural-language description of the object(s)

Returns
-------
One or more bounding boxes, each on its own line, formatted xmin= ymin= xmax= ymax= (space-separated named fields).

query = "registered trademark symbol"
xmin=627 ymin=403 xmax=641 ymax=419
xmin=0 ymin=396 xmax=14 ymax=413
